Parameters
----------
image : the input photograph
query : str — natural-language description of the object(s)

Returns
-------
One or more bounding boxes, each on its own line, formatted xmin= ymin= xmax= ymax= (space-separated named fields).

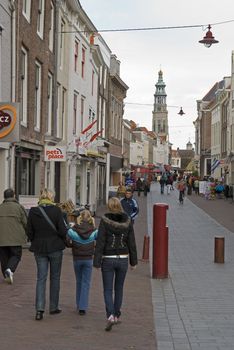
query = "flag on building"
xmin=211 ymin=158 xmax=220 ymax=173
xmin=81 ymin=119 xmax=97 ymax=134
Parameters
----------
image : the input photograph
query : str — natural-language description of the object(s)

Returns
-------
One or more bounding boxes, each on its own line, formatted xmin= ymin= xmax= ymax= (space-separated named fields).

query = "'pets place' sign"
xmin=44 ymin=146 xmax=67 ymax=161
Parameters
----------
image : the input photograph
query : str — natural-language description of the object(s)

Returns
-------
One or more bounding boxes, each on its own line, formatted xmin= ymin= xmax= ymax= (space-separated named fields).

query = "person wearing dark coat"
xmin=93 ymin=197 xmax=138 ymax=331
xmin=26 ymin=189 xmax=67 ymax=321
xmin=0 ymin=188 xmax=27 ymax=284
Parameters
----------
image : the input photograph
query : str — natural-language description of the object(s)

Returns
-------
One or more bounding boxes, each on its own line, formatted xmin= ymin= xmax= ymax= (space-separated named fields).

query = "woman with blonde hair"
xmin=94 ymin=197 xmax=138 ymax=331
xmin=27 ymin=189 xmax=67 ymax=321
xmin=67 ymin=209 xmax=97 ymax=315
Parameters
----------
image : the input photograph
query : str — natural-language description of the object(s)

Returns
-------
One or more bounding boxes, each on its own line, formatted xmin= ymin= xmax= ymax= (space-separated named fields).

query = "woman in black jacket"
xmin=93 ymin=197 xmax=138 ymax=331
xmin=27 ymin=189 xmax=67 ymax=321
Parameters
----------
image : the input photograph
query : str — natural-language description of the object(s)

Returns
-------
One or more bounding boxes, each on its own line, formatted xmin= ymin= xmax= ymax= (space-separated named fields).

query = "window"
xmin=59 ymin=19 xmax=65 ymax=69
xmin=73 ymin=92 xmax=78 ymax=135
xmin=74 ymin=40 xmax=79 ymax=72
xmin=81 ymin=97 xmax=85 ymax=132
xmin=49 ymin=1 xmax=54 ymax=52
xmin=20 ymin=47 xmax=28 ymax=126
xmin=37 ymin=0 xmax=45 ymax=39
xmin=56 ymin=83 xmax=61 ymax=138
xmin=103 ymin=67 xmax=107 ymax=89
xmin=34 ymin=61 xmax=42 ymax=131
xmin=99 ymin=66 xmax=103 ymax=84
xmin=22 ymin=0 xmax=31 ymax=22
xmin=81 ymin=47 xmax=86 ymax=78
xmin=102 ymin=101 xmax=106 ymax=138
xmin=46 ymin=72 xmax=53 ymax=134
xmin=91 ymin=70 xmax=95 ymax=95
xmin=62 ymin=88 xmax=66 ymax=140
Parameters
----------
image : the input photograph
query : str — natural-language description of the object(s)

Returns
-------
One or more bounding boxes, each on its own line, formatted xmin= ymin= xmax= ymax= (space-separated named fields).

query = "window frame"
xmin=20 ymin=46 xmax=28 ymax=127
xmin=37 ymin=0 xmax=45 ymax=39
xmin=22 ymin=0 xmax=31 ymax=23
xmin=34 ymin=60 xmax=42 ymax=131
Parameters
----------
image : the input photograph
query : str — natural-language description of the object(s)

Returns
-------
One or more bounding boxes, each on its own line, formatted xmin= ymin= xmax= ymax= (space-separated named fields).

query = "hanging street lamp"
xmin=178 ymin=107 xmax=185 ymax=116
xmin=199 ymin=25 xmax=219 ymax=48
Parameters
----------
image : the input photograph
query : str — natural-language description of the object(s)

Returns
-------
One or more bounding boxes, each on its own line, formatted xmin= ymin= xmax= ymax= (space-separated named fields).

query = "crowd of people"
xmin=0 ymin=187 xmax=138 ymax=332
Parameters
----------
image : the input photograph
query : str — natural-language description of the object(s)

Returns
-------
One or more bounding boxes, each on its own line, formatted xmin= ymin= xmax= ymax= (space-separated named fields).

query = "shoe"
xmin=114 ymin=316 xmax=121 ymax=324
xmin=79 ymin=310 xmax=86 ymax=315
xmin=35 ymin=311 xmax=44 ymax=321
xmin=105 ymin=315 xmax=114 ymax=331
xmin=49 ymin=309 xmax=62 ymax=315
xmin=4 ymin=268 xmax=13 ymax=284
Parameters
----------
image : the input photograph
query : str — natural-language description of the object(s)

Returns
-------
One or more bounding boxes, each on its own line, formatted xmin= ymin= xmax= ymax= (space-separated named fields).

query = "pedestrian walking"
xmin=166 ymin=177 xmax=171 ymax=195
xmin=93 ymin=197 xmax=138 ymax=331
xmin=66 ymin=209 xmax=98 ymax=315
xmin=135 ymin=177 xmax=143 ymax=197
xmin=117 ymin=181 xmax=126 ymax=198
xmin=26 ymin=189 xmax=67 ymax=321
xmin=177 ymin=178 xmax=186 ymax=204
xmin=120 ymin=188 xmax=139 ymax=223
xmin=159 ymin=175 xmax=166 ymax=194
xmin=0 ymin=188 xmax=27 ymax=284
xmin=194 ymin=178 xmax=199 ymax=195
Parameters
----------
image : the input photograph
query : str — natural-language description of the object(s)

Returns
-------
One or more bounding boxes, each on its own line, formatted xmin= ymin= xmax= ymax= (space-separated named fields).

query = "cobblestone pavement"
xmin=149 ymin=182 xmax=234 ymax=350
xmin=0 ymin=195 xmax=156 ymax=350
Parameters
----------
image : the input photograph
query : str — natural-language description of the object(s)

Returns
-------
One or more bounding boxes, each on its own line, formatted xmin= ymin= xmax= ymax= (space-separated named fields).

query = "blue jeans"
xmin=73 ymin=259 xmax=93 ymax=311
xmin=34 ymin=250 xmax=63 ymax=312
xmin=101 ymin=258 xmax=128 ymax=318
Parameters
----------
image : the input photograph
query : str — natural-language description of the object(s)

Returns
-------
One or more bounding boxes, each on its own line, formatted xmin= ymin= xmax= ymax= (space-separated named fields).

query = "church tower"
xmin=152 ymin=70 xmax=168 ymax=141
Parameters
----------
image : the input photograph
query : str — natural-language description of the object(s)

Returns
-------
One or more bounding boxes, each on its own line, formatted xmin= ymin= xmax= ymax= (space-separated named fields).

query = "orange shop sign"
xmin=44 ymin=146 xmax=67 ymax=161
xmin=0 ymin=103 xmax=20 ymax=142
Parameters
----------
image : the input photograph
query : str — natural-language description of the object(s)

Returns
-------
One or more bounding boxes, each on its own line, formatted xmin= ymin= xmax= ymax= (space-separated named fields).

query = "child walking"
xmin=67 ymin=210 xmax=97 ymax=315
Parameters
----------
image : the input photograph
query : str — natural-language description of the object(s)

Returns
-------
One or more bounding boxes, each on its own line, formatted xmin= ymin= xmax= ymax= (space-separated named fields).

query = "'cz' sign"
xmin=44 ymin=146 xmax=67 ymax=161
xmin=0 ymin=103 xmax=20 ymax=142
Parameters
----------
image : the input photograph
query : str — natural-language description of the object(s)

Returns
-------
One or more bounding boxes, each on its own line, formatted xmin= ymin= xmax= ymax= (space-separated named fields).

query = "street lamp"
xmin=199 ymin=25 xmax=219 ymax=48
xmin=178 ymin=107 xmax=185 ymax=116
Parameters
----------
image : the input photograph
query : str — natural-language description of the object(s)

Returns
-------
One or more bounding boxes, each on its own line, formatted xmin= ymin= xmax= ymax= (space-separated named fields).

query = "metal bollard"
xmin=152 ymin=203 xmax=169 ymax=279
xmin=214 ymin=236 xmax=225 ymax=263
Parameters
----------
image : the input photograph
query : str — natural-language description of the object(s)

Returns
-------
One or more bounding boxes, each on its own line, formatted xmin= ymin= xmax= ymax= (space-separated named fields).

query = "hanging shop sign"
xmin=45 ymin=146 xmax=67 ymax=161
xmin=0 ymin=103 xmax=20 ymax=142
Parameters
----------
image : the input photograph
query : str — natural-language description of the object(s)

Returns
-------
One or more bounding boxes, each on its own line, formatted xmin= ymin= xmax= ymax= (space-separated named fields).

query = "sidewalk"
xmin=0 ymin=195 xmax=156 ymax=350
xmin=149 ymin=182 xmax=234 ymax=350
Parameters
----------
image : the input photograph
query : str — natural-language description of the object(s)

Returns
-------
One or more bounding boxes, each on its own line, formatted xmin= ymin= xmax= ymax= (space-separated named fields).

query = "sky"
xmin=81 ymin=0 xmax=234 ymax=149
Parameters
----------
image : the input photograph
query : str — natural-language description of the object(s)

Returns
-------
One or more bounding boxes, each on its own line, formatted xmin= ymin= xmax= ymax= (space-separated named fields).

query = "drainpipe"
xmin=9 ymin=1 xmax=17 ymax=188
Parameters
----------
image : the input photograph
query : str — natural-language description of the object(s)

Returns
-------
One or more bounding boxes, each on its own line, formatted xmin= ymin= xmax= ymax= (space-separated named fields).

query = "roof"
xmin=177 ymin=149 xmax=195 ymax=158
xmin=202 ymin=80 xmax=224 ymax=102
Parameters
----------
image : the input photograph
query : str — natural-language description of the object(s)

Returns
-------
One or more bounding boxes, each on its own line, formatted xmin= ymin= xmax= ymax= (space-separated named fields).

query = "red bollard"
xmin=152 ymin=203 xmax=169 ymax=279
xmin=142 ymin=235 xmax=150 ymax=261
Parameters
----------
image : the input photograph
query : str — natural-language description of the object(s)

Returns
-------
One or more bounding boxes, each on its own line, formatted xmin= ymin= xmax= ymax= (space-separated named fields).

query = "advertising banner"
xmin=0 ymin=103 xmax=20 ymax=142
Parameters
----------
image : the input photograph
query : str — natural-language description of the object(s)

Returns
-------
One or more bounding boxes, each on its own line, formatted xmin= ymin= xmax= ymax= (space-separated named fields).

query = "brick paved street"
xmin=0 ymin=194 xmax=156 ymax=350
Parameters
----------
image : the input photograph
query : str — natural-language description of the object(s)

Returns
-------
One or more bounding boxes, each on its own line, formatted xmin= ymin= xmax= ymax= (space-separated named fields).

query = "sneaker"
xmin=105 ymin=315 xmax=115 ymax=331
xmin=5 ymin=268 xmax=13 ymax=284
